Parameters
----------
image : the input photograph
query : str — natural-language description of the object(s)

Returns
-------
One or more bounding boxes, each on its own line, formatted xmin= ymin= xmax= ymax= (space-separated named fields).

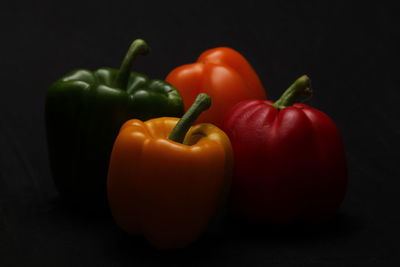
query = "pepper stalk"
xmin=114 ymin=39 xmax=150 ymax=90
xmin=169 ymin=93 xmax=211 ymax=144
xmin=270 ymin=75 xmax=312 ymax=109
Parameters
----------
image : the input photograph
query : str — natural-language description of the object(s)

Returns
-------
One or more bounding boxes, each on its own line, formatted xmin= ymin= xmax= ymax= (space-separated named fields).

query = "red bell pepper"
xmin=222 ymin=75 xmax=348 ymax=223
xmin=166 ymin=47 xmax=267 ymax=127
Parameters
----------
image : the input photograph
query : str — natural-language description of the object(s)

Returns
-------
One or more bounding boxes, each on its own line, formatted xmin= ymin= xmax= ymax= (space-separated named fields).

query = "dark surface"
xmin=1 ymin=1 xmax=399 ymax=266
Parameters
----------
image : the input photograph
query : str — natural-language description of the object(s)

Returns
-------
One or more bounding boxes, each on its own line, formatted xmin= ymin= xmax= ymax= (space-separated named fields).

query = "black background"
xmin=1 ymin=1 xmax=399 ymax=266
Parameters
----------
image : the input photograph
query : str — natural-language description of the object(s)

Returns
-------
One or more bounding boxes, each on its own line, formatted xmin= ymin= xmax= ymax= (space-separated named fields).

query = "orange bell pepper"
xmin=166 ymin=47 xmax=267 ymax=127
xmin=107 ymin=94 xmax=232 ymax=249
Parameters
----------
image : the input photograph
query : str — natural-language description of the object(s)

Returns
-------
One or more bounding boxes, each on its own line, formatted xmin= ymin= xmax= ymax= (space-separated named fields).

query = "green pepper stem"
xmin=271 ymin=75 xmax=312 ymax=109
xmin=168 ymin=93 xmax=211 ymax=144
xmin=114 ymin=39 xmax=150 ymax=90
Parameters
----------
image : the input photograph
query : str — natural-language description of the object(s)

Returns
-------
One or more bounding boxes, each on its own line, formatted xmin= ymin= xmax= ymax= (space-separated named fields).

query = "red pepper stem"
xmin=271 ymin=75 xmax=312 ymax=109
xmin=114 ymin=39 xmax=150 ymax=90
xmin=168 ymin=93 xmax=211 ymax=144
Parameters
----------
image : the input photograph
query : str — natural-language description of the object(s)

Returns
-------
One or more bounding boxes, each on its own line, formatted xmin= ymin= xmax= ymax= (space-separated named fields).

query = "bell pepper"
xmin=107 ymin=94 xmax=232 ymax=249
xmin=46 ymin=39 xmax=183 ymax=208
xmin=222 ymin=75 xmax=348 ymax=223
xmin=165 ymin=47 xmax=267 ymax=127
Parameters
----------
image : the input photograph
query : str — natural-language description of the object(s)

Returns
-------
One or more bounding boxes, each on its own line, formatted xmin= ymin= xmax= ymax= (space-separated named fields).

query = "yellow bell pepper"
xmin=107 ymin=94 xmax=232 ymax=249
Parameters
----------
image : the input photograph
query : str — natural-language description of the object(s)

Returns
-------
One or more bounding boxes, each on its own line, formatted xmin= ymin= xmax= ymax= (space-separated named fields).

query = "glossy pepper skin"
xmin=108 ymin=94 xmax=232 ymax=249
xmin=222 ymin=76 xmax=347 ymax=223
xmin=166 ymin=47 xmax=267 ymax=127
xmin=46 ymin=39 xmax=183 ymax=208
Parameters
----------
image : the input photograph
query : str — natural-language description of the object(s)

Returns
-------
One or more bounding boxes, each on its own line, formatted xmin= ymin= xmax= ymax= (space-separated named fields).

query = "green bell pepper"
xmin=46 ymin=39 xmax=184 ymax=209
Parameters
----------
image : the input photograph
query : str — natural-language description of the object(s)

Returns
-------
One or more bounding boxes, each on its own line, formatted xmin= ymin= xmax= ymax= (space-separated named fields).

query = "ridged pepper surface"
xmin=108 ymin=94 xmax=232 ymax=249
xmin=222 ymin=76 xmax=347 ymax=223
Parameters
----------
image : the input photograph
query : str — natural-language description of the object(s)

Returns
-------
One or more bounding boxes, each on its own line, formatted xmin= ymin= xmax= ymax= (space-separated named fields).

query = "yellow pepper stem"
xmin=168 ymin=93 xmax=211 ymax=144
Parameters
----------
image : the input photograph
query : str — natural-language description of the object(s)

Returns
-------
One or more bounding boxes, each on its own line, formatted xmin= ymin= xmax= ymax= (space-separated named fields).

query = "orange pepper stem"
xmin=270 ymin=75 xmax=312 ymax=109
xmin=114 ymin=39 xmax=150 ymax=90
xmin=168 ymin=93 xmax=211 ymax=144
